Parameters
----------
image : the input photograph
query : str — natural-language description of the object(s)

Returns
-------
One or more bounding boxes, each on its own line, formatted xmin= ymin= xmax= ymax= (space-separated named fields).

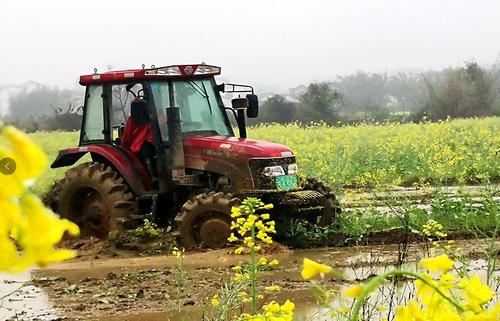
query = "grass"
xmin=287 ymin=186 xmax=499 ymax=247
xmin=28 ymin=130 xmax=88 ymax=196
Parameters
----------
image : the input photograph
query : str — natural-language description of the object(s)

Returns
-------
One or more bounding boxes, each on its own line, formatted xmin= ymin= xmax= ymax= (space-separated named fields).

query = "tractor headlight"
xmin=263 ymin=165 xmax=285 ymax=177
xmin=288 ymin=163 xmax=298 ymax=175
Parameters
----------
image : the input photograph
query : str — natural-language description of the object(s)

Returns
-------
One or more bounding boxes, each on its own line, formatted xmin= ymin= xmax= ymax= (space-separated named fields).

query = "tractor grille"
xmin=248 ymin=156 xmax=296 ymax=189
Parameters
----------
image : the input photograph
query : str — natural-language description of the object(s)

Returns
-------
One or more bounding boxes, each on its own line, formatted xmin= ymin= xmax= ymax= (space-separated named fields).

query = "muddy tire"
xmin=49 ymin=162 xmax=135 ymax=238
xmin=303 ymin=178 xmax=341 ymax=226
xmin=174 ymin=192 xmax=240 ymax=250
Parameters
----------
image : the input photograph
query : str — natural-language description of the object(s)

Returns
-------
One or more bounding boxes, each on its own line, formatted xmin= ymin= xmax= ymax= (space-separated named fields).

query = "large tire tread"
xmin=174 ymin=192 xmax=240 ymax=250
xmin=46 ymin=162 xmax=136 ymax=238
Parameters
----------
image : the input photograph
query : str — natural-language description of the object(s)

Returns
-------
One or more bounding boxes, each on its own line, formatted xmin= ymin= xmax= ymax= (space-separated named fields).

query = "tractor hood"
xmin=183 ymin=135 xmax=294 ymax=158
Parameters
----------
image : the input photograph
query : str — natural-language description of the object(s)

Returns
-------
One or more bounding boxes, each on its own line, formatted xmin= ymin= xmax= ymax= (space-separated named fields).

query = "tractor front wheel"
xmin=48 ymin=162 xmax=135 ymax=238
xmin=174 ymin=192 xmax=240 ymax=250
xmin=303 ymin=178 xmax=341 ymax=226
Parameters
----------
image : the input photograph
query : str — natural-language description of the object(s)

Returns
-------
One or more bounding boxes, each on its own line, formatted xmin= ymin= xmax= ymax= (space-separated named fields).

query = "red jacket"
xmin=121 ymin=117 xmax=155 ymax=153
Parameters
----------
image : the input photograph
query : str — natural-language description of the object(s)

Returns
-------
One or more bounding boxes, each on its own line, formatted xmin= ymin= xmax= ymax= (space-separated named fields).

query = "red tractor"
xmin=47 ymin=64 xmax=340 ymax=249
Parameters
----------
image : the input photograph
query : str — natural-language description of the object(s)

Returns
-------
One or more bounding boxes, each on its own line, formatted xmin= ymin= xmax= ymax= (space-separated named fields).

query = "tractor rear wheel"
xmin=48 ymin=162 xmax=135 ymax=238
xmin=303 ymin=178 xmax=341 ymax=226
xmin=174 ymin=192 xmax=240 ymax=250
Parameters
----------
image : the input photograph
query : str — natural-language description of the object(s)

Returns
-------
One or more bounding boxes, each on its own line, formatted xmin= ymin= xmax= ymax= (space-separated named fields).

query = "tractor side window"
xmin=82 ymin=85 xmax=105 ymax=142
xmin=111 ymin=84 xmax=143 ymax=141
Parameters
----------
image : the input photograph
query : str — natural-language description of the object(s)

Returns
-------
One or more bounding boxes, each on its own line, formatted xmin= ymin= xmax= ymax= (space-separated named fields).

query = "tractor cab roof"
xmin=79 ymin=64 xmax=221 ymax=86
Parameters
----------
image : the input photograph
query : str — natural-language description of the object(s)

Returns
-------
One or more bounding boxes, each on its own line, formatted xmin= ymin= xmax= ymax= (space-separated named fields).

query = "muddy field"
xmin=1 ymin=239 xmax=498 ymax=321
xmin=1 ymin=185 xmax=499 ymax=321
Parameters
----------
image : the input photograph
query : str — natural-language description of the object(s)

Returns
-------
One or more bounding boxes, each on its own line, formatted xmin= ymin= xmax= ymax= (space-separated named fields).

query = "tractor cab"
xmin=77 ymin=65 xmax=258 ymax=192
xmin=48 ymin=64 xmax=340 ymax=249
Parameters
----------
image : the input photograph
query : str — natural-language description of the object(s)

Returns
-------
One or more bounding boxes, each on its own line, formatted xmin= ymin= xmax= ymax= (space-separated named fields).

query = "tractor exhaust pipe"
xmin=167 ymin=82 xmax=186 ymax=183
xmin=237 ymin=109 xmax=247 ymax=139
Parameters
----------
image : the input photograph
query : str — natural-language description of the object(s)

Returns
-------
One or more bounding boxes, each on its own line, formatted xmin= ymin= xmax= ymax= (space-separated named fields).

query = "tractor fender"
xmin=51 ymin=144 xmax=152 ymax=196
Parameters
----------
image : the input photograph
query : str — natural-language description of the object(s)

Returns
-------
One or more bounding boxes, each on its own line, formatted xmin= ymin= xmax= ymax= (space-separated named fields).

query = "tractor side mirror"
xmin=231 ymin=98 xmax=249 ymax=110
xmin=246 ymin=94 xmax=259 ymax=118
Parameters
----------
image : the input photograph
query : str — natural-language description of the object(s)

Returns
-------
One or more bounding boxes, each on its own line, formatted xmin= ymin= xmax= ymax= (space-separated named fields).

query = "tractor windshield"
xmin=150 ymin=78 xmax=232 ymax=140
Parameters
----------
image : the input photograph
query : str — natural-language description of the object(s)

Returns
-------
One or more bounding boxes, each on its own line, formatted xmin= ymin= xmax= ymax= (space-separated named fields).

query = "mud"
xmin=2 ymin=239 xmax=498 ymax=320
xmin=1 ymin=185 xmax=498 ymax=320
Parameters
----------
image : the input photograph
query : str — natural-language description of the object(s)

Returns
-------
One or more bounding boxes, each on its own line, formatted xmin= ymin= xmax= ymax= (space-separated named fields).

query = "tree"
xmin=112 ymin=85 xmax=132 ymax=124
xmin=257 ymin=95 xmax=297 ymax=124
xmin=417 ymin=62 xmax=497 ymax=121
xmin=6 ymin=87 xmax=82 ymax=131
xmin=7 ymin=87 xmax=74 ymax=121
xmin=297 ymin=83 xmax=343 ymax=124
xmin=333 ymin=72 xmax=388 ymax=115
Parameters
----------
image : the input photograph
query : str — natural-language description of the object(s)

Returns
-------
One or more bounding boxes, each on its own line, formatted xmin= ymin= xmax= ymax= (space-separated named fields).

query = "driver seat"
xmin=125 ymin=99 xmax=158 ymax=183
xmin=130 ymin=99 xmax=149 ymax=125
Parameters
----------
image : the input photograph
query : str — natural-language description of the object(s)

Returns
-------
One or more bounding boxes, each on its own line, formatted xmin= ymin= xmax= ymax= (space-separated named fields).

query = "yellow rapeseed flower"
xmin=264 ymin=285 xmax=281 ymax=292
xmin=0 ymin=126 xmax=80 ymax=273
xmin=234 ymin=246 xmax=245 ymax=255
xmin=301 ymin=258 xmax=333 ymax=280
xmin=419 ymin=254 xmax=454 ymax=272
xmin=344 ymin=284 xmax=363 ymax=298
xmin=211 ymin=294 xmax=220 ymax=307
xmin=3 ymin=126 xmax=48 ymax=181
xmin=459 ymin=275 xmax=494 ymax=312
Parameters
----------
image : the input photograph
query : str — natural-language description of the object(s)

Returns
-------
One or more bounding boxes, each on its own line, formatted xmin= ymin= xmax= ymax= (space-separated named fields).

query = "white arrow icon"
xmin=0 ymin=157 xmax=16 ymax=175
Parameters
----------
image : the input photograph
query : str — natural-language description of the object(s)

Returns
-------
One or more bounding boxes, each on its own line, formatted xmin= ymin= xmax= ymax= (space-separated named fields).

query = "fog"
xmin=0 ymin=0 xmax=499 ymax=92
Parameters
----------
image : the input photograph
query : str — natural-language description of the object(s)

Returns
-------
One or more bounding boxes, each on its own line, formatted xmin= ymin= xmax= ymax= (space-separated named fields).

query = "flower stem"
xmin=349 ymin=270 xmax=464 ymax=321
xmin=250 ymin=225 xmax=258 ymax=315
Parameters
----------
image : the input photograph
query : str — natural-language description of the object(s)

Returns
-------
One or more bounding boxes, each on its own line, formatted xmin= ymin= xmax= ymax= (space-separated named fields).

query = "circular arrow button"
xmin=0 ymin=157 xmax=16 ymax=175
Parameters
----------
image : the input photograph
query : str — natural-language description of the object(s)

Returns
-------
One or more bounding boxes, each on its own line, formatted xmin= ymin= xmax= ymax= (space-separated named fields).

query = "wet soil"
xmin=1 ymin=239 xmax=495 ymax=321
xmin=1 ymin=185 xmax=498 ymax=320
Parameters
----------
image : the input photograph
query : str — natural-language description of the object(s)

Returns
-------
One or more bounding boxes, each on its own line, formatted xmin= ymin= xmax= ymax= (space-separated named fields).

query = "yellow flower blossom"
xmin=0 ymin=126 xmax=79 ymax=273
xmin=459 ymin=275 xmax=494 ymax=312
xmin=301 ymin=258 xmax=333 ymax=280
xmin=234 ymin=273 xmax=250 ymax=282
xmin=234 ymin=247 xmax=245 ymax=255
xmin=171 ymin=247 xmax=183 ymax=258
xmin=344 ymin=284 xmax=363 ymax=298
xmin=228 ymin=233 xmax=238 ymax=242
xmin=3 ymin=126 xmax=48 ymax=181
xmin=211 ymin=294 xmax=219 ymax=307
xmin=260 ymin=213 xmax=270 ymax=220
xmin=420 ymin=254 xmax=454 ymax=272
xmin=264 ymin=285 xmax=281 ymax=292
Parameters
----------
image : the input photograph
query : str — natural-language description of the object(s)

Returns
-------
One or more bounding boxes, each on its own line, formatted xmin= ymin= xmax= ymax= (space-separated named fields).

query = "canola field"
xmin=29 ymin=117 xmax=500 ymax=196
xmin=250 ymin=117 xmax=499 ymax=189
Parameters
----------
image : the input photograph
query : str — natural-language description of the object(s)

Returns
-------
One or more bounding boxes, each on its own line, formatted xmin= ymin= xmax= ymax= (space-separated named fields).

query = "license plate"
xmin=276 ymin=175 xmax=298 ymax=191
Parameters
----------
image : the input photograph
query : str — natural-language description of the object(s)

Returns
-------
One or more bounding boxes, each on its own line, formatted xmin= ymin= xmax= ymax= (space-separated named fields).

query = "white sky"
xmin=0 ymin=0 xmax=499 ymax=92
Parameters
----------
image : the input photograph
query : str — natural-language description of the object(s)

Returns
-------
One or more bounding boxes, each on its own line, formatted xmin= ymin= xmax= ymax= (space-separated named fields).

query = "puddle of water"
xmin=0 ymin=271 xmax=58 ymax=321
